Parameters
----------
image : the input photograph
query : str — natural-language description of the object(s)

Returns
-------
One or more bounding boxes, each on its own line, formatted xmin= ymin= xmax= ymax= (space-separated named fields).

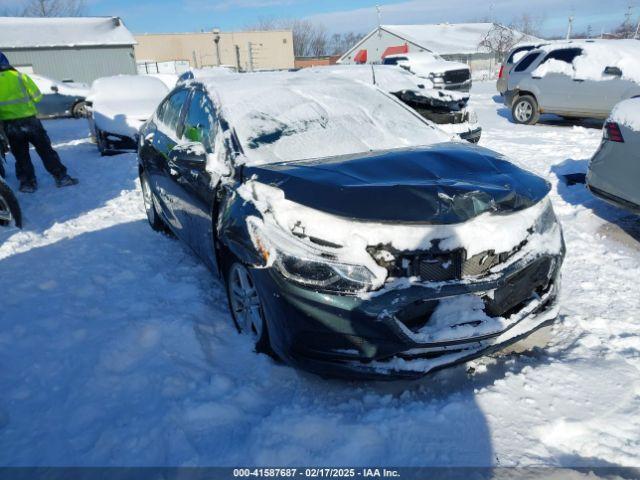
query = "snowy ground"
xmin=1 ymin=81 xmax=639 ymax=467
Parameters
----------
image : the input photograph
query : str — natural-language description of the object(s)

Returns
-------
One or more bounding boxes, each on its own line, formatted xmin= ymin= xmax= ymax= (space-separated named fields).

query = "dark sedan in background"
xmin=137 ymin=73 xmax=565 ymax=379
xmin=31 ymin=74 xmax=89 ymax=119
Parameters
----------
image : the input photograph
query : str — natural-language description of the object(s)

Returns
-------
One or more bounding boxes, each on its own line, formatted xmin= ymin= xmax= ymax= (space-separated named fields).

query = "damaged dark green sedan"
xmin=137 ymin=73 xmax=565 ymax=379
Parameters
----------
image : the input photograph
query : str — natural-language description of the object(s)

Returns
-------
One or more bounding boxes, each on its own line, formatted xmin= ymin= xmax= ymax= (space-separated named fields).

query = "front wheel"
xmin=225 ymin=261 xmax=272 ymax=353
xmin=0 ymin=177 xmax=22 ymax=228
xmin=512 ymin=95 xmax=540 ymax=125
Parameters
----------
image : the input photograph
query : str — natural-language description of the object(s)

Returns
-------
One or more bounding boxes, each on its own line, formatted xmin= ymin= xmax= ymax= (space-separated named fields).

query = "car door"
xmin=165 ymin=88 xmax=226 ymax=271
xmin=531 ymin=48 xmax=582 ymax=114
xmin=597 ymin=68 xmax=640 ymax=117
xmin=146 ymin=88 xmax=190 ymax=235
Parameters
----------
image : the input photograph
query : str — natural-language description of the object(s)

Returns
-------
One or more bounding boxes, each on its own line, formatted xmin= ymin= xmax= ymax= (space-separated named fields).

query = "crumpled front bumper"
xmin=251 ymin=250 xmax=563 ymax=380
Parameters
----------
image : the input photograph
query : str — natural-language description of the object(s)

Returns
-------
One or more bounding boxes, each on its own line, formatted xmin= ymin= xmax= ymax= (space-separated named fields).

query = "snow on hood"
xmin=391 ymin=52 xmax=470 ymax=76
xmin=203 ymin=73 xmax=450 ymax=166
xmin=30 ymin=74 xmax=90 ymax=98
xmin=89 ymin=75 xmax=168 ymax=137
xmin=532 ymin=40 xmax=640 ymax=83
xmin=610 ymin=97 xmax=640 ymax=132
xmin=299 ymin=65 xmax=424 ymax=93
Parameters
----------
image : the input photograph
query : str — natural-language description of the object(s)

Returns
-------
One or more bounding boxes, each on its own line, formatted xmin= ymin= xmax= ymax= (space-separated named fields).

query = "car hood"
xmin=243 ymin=143 xmax=550 ymax=224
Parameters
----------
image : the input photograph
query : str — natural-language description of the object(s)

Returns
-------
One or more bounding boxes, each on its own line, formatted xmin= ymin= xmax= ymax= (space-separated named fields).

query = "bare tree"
xmin=510 ymin=13 xmax=546 ymax=37
xmin=247 ymin=18 xmax=364 ymax=57
xmin=478 ymin=23 xmax=525 ymax=60
xmin=2 ymin=0 xmax=86 ymax=16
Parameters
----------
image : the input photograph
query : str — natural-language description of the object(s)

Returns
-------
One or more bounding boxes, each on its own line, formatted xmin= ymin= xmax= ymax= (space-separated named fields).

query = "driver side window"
xmin=181 ymin=90 xmax=218 ymax=152
xmin=159 ymin=89 xmax=189 ymax=138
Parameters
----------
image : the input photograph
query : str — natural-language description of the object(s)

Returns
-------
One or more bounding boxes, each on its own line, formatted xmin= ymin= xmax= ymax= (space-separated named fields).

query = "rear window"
xmin=508 ymin=46 xmax=535 ymax=64
xmin=514 ymin=52 xmax=542 ymax=72
xmin=542 ymin=48 xmax=583 ymax=65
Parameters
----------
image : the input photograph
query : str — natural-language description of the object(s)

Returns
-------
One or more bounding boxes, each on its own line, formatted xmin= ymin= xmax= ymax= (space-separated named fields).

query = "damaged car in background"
xmin=301 ymin=65 xmax=481 ymax=143
xmin=138 ymin=73 xmax=565 ymax=379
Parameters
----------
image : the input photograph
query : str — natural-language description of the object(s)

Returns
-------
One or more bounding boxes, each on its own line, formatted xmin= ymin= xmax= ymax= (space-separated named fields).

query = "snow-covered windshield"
xmin=206 ymin=73 xmax=449 ymax=166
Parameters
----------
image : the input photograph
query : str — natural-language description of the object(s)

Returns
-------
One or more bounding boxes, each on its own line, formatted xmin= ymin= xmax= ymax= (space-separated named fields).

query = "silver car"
xmin=505 ymin=40 xmax=640 ymax=125
xmin=496 ymin=43 xmax=548 ymax=95
xmin=587 ymin=97 xmax=640 ymax=214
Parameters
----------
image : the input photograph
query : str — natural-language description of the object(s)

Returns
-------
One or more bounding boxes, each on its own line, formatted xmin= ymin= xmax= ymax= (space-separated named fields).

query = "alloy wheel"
xmin=228 ymin=263 xmax=265 ymax=340
xmin=515 ymin=100 xmax=533 ymax=123
xmin=0 ymin=194 xmax=12 ymax=224
xmin=140 ymin=174 xmax=156 ymax=225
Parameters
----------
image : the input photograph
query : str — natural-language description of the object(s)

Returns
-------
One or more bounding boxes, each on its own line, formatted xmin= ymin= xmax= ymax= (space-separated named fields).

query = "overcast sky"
xmin=1 ymin=0 xmax=636 ymax=37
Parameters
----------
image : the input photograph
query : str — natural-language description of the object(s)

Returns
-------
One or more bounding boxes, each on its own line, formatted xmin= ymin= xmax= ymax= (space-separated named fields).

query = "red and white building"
xmin=338 ymin=23 xmax=540 ymax=74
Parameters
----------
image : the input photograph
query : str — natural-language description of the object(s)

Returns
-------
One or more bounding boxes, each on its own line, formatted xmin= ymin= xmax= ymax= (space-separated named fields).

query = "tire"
xmin=0 ymin=177 xmax=22 ymax=228
xmin=512 ymin=95 xmax=540 ymax=125
xmin=71 ymin=101 xmax=88 ymax=119
xmin=140 ymin=171 xmax=166 ymax=232
xmin=224 ymin=259 xmax=272 ymax=354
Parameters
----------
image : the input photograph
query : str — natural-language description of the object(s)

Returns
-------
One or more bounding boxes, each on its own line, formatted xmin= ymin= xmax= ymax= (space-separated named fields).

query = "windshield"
xmin=217 ymin=76 xmax=449 ymax=166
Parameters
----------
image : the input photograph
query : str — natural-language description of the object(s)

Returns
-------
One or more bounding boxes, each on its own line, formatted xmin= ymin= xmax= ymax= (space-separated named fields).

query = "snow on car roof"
xmin=200 ymin=72 xmax=450 ymax=166
xmin=532 ymin=39 xmax=640 ymax=83
xmin=89 ymin=75 xmax=169 ymax=137
xmin=382 ymin=23 xmax=541 ymax=55
xmin=0 ymin=16 xmax=136 ymax=49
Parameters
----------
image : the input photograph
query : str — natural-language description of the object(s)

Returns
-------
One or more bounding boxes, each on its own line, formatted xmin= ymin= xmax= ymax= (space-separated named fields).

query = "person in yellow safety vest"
xmin=0 ymin=52 xmax=78 ymax=193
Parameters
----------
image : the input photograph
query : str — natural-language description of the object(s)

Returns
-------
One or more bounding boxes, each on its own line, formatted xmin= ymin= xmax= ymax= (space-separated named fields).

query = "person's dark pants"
xmin=4 ymin=116 xmax=67 ymax=183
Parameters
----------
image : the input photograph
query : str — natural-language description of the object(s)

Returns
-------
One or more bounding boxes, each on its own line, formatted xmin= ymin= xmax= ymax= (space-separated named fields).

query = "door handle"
xmin=573 ymin=79 xmax=585 ymax=82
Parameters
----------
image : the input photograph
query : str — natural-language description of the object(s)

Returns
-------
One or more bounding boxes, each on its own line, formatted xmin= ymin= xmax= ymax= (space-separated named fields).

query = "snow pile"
xmin=204 ymin=73 xmax=449 ymax=165
xmin=88 ymin=75 xmax=169 ymax=137
xmin=610 ymin=97 xmax=640 ymax=132
xmin=0 ymin=16 xmax=135 ymax=49
xmin=532 ymin=40 xmax=640 ymax=82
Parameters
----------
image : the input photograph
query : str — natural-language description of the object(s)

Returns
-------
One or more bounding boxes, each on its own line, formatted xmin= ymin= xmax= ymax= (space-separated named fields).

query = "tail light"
xmin=498 ymin=65 xmax=504 ymax=79
xmin=604 ymin=121 xmax=624 ymax=142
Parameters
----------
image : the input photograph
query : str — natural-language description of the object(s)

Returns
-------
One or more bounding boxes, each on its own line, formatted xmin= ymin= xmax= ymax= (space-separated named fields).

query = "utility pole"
xmin=235 ymin=45 xmax=241 ymax=72
xmin=376 ymin=5 xmax=382 ymax=37
xmin=566 ymin=15 xmax=574 ymax=40
xmin=635 ymin=17 xmax=640 ymax=38
xmin=248 ymin=42 xmax=255 ymax=72
xmin=213 ymin=28 xmax=221 ymax=66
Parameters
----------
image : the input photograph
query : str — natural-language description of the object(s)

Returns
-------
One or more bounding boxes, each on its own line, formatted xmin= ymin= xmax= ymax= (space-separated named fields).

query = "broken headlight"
xmin=248 ymin=218 xmax=377 ymax=293
xmin=532 ymin=198 xmax=558 ymax=234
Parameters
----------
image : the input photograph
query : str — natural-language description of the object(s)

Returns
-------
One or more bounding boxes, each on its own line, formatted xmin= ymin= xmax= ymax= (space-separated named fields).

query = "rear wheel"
xmin=140 ymin=171 xmax=166 ymax=232
xmin=225 ymin=260 xmax=271 ymax=353
xmin=512 ymin=95 xmax=540 ymax=125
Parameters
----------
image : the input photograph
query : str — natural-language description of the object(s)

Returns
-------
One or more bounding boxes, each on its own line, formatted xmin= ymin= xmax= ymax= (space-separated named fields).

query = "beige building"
xmin=134 ymin=29 xmax=294 ymax=72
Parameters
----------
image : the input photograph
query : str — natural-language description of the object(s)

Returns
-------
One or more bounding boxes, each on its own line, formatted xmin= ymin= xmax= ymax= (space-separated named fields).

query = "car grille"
xmin=444 ymin=69 xmax=471 ymax=85
xmin=410 ymin=248 xmax=512 ymax=282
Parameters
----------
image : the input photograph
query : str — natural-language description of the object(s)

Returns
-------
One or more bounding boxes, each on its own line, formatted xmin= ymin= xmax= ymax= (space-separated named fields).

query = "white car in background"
xmin=383 ymin=51 xmax=472 ymax=91
xmin=86 ymin=75 xmax=169 ymax=155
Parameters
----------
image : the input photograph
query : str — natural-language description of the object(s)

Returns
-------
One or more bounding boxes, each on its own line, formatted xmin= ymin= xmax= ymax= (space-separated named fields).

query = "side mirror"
xmin=604 ymin=66 xmax=622 ymax=77
xmin=50 ymin=85 xmax=59 ymax=93
xmin=168 ymin=142 xmax=207 ymax=169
